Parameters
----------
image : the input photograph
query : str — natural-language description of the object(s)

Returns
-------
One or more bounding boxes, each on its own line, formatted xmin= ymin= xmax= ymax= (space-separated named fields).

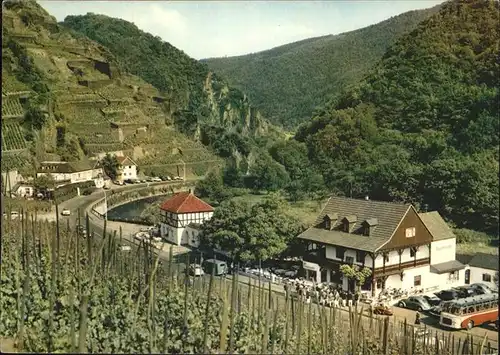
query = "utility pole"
xmin=179 ymin=159 xmax=186 ymax=181
xmin=104 ymin=190 xmax=108 ymax=221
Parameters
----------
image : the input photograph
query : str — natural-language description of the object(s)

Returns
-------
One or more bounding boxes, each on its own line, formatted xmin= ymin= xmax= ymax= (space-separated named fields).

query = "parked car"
xmin=189 ymin=264 xmax=205 ymax=277
xmin=134 ymin=232 xmax=149 ymax=242
xmin=423 ymin=294 xmax=442 ymax=306
xmin=455 ymin=286 xmax=479 ymax=298
xmin=173 ymin=176 xmax=183 ymax=180
xmin=77 ymin=225 xmax=86 ymax=237
xmin=61 ymin=208 xmax=71 ymax=216
xmin=397 ymin=296 xmax=432 ymax=311
xmin=374 ymin=303 xmax=394 ymax=316
xmin=469 ymin=283 xmax=496 ymax=294
xmin=113 ymin=180 xmax=124 ymax=186
xmin=151 ymin=177 xmax=162 ymax=182
xmin=435 ymin=289 xmax=460 ymax=301
xmin=120 ymin=245 xmax=131 ymax=252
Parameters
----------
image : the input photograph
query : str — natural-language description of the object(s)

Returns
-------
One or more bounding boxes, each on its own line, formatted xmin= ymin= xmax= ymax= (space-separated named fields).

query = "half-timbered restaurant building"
xmin=297 ymin=196 xmax=466 ymax=296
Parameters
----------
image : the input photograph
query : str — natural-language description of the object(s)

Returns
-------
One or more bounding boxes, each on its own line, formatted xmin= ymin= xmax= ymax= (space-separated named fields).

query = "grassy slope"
xmin=203 ymin=6 xmax=440 ymax=128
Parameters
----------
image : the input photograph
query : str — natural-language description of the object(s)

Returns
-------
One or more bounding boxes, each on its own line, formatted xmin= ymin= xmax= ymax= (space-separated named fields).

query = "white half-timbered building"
xmin=159 ymin=190 xmax=214 ymax=247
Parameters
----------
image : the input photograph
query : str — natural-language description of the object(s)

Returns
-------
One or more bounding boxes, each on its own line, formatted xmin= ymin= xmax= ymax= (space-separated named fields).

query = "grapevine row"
xmin=1 ymin=122 xmax=28 ymax=151
xmin=1 ymin=97 xmax=25 ymax=118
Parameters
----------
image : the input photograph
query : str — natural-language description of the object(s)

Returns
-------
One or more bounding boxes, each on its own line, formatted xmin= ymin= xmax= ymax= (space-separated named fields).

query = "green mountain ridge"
xmin=295 ymin=0 xmax=499 ymax=234
xmin=203 ymin=5 xmax=441 ymax=128
xmin=61 ymin=13 xmax=282 ymax=163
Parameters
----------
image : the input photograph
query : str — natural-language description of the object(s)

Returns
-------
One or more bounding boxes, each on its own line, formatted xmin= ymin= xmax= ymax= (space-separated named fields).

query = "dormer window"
xmin=342 ymin=215 xmax=357 ymax=233
xmin=362 ymin=218 xmax=378 ymax=236
xmin=323 ymin=213 xmax=337 ymax=230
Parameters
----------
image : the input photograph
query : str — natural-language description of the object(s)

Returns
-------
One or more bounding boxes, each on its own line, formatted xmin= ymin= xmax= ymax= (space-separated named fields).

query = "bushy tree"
xmin=339 ymin=264 xmax=372 ymax=292
xmin=199 ymin=194 xmax=304 ymax=263
xmin=101 ymin=154 xmax=120 ymax=180
xmin=194 ymin=170 xmax=231 ymax=204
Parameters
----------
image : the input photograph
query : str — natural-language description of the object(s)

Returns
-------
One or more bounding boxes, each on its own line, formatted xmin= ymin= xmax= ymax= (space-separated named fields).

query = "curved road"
xmin=56 ymin=182 xmax=499 ymax=351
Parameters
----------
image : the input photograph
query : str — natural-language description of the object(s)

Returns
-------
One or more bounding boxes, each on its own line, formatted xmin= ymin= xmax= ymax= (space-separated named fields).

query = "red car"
xmin=373 ymin=304 xmax=394 ymax=316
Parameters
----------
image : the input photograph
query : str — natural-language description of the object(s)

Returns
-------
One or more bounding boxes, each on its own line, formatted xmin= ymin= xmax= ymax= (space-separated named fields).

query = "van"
xmin=202 ymin=259 xmax=228 ymax=276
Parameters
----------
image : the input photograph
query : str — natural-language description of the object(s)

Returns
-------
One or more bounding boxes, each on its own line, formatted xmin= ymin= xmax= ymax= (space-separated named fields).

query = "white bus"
xmin=439 ymin=293 xmax=498 ymax=330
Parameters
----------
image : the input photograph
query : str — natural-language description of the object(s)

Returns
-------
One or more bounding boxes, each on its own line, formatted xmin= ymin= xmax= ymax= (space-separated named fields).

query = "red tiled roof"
xmin=160 ymin=191 xmax=214 ymax=214
xmin=116 ymin=156 xmax=136 ymax=166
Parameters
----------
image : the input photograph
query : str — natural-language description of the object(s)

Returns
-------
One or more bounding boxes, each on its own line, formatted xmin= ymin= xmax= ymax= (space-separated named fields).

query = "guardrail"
xmin=89 ymin=181 xmax=195 ymax=221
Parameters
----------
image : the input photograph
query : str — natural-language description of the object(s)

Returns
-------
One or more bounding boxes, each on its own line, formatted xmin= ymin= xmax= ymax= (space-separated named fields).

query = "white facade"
xmin=116 ymin=157 xmax=138 ymax=182
xmin=119 ymin=164 xmax=137 ymax=181
xmin=325 ymin=245 xmax=431 ymax=268
xmin=160 ymin=211 xmax=213 ymax=247
xmin=308 ymin=238 xmax=461 ymax=294
xmin=14 ymin=184 xmax=34 ymax=198
xmin=467 ymin=266 xmax=498 ymax=289
xmin=37 ymin=167 xmax=104 ymax=186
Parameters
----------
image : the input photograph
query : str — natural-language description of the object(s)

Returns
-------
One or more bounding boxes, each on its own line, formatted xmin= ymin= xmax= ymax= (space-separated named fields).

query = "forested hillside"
xmin=294 ymin=0 xmax=499 ymax=234
xmin=62 ymin=14 xmax=282 ymax=162
xmin=1 ymin=0 xmax=223 ymax=178
xmin=203 ymin=6 xmax=440 ymax=128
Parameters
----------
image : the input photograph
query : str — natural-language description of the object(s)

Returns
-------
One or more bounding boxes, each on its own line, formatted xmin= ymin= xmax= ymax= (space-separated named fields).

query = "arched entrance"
xmin=465 ymin=269 xmax=470 ymax=284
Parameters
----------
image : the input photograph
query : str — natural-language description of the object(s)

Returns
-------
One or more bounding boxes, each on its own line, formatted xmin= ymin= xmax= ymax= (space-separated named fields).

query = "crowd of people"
xmin=283 ymin=278 xmax=362 ymax=308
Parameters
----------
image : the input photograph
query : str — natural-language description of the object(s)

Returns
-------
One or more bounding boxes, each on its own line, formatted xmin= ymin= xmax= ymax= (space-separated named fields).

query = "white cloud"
xmin=37 ymin=0 xmax=445 ymax=60
xmin=127 ymin=4 xmax=188 ymax=36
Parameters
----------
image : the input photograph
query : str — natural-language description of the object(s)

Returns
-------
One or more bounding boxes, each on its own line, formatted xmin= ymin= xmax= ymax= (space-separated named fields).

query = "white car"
xmin=151 ymin=177 xmax=162 ymax=182
xmin=61 ymin=209 xmax=71 ymax=216
xmin=120 ymin=245 xmax=131 ymax=251
xmin=189 ymin=264 xmax=205 ymax=277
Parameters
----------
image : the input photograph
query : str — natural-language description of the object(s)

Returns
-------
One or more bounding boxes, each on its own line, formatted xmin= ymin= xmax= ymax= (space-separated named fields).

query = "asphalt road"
xmin=56 ymin=183 xmax=499 ymax=351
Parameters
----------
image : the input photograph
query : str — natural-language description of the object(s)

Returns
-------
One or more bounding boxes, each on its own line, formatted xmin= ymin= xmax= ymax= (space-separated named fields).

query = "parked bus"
xmin=439 ymin=293 xmax=498 ymax=330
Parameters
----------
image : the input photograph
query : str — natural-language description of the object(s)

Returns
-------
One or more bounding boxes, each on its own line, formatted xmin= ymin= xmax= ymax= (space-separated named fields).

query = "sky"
xmin=38 ymin=0 xmax=445 ymax=60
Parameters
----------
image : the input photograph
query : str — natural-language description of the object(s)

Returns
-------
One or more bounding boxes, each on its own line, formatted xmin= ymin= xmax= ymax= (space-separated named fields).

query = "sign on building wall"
xmin=303 ymin=260 xmax=320 ymax=271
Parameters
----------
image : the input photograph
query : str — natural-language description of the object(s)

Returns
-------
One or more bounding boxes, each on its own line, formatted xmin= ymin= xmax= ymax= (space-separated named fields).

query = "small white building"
xmin=36 ymin=160 xmax=104 ymax=187
xmin=1 ymin=170 xmax=26 ymax=193
xmin=11 ymin=182 xmax=35 ymax=198
xmin=298 ymin=196 xmax=466 ymax=296
xmin=463 ymin=253 xmax=499 ymax=289
xmin=116 ymin=156 xmax=138 ymax=182
xmin=159 ymin=190 xmax=214 ymax=247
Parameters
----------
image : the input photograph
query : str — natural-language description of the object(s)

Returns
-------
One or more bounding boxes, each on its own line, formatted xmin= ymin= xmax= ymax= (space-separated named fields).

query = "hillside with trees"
xmin=294 ymin=0 xmax=499 ymax=235
xmin=203 ymin=6 xmax=440 ymax=128
xmin=62 ymin=13 xmax=283 ymax=160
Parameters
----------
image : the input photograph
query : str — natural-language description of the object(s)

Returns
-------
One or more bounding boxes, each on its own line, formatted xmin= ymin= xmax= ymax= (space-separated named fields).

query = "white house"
xmin=11 ymin=182 xmax=35 ymax=198
xmin=297 ymin=196 xmax=466 ymax=296
xmin=116 ymin=156 xmax=138 ymax=182
xmin=2 ymin=170 xmax=26 ymax=193
xmin=159 ymin=190 xmax=214 ymax=247
xmin=463 ymin=253 xmax=499 ymax=289
xmin=36 ymin=160 xmax=104 ymax=187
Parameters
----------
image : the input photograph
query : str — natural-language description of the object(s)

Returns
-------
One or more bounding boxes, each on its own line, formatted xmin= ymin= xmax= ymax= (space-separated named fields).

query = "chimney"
xmin=365 ymin=195 xmax=369 ymax=201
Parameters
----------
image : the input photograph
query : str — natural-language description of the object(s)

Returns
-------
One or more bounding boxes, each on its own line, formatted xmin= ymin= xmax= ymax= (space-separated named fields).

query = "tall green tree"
xmin=101 ymin=154 xmax=120 ymax=180
xmin=199 ymin=194 xmax=304 ymax=263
